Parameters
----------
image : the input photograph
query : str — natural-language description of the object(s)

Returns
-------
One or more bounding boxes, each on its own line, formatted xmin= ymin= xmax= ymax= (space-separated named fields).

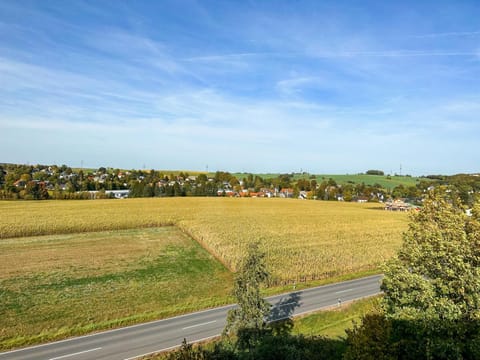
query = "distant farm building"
xmin=105 ymin=190 xmax=130 ymax=199
xmin=384 ymin=199 xmax=411 ymax=211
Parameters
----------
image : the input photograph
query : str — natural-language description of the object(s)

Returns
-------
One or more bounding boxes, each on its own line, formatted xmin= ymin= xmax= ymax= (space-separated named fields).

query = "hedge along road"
xmin=0 ymin=275 xmax=382 ymax=360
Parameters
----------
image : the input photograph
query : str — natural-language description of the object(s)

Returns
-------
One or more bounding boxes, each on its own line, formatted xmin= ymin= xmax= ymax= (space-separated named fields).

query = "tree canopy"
xmin=224 ymin=242 xmax=271 ymax=348
xmin=381 ymin=192 xmax=480 ymax=322
xmin=346 ymin=191 xmax=480 ymax=359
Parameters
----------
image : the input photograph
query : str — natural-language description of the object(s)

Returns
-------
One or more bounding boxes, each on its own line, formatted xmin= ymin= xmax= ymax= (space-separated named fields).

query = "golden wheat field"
xmin=0 ymin=198 xmax=409 ymax=282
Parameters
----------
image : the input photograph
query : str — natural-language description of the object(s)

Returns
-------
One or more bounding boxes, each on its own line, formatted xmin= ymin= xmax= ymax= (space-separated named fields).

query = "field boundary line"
xmin=175 ymin=223 xmax=234 ymax=272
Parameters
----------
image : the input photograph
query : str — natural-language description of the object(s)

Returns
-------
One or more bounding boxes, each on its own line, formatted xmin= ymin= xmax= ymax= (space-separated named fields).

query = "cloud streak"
xmin=412 ymin=31 xmax=480 ymax=38
xmin=311 ymin=50 xmax=479 ymax=58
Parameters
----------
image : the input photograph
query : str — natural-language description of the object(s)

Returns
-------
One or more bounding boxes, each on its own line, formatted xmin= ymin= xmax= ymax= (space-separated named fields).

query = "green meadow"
xmin=0 ymin=227 xmax=233 ymax=350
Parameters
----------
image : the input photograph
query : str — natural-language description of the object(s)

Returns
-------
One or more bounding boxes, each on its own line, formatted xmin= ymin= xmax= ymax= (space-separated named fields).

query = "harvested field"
xmin=0 ymin=227 xmax=233 ymax=349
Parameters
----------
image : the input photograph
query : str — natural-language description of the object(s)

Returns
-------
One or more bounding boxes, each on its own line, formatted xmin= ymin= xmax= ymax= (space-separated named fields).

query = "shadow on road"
xmin=267 ymin=292 xmax=301 ymax=335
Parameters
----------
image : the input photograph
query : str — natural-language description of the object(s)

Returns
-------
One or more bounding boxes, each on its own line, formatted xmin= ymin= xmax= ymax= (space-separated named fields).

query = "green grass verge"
xmin=147 ymin=297 xmax=380 ymax=359
xmin=292 ymin=296 xmax=380 ymax=338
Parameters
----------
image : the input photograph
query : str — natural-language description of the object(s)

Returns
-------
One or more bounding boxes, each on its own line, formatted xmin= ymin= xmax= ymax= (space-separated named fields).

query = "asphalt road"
xmin=0 ymin=274 xmax=382 ymax=360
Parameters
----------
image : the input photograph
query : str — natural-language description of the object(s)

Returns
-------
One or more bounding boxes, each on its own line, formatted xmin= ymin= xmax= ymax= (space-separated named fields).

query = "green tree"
xmin=20 ymin=173 xmax=32 ymax=182
xmin=32 ymin=171 xmax=47 ymax=182
xmin=381 ymin=192 xmax=480 ymax=358
xmin=174 ymin=182 xmax=185 ymax=196
xmin=38 ymin=182 xmax=50 ymax=200
xmin=224 ymin=242 xmax=271 ymax=348
xmin=366 ymin=169 xmax=385 ymax=176
xmin=344 ymin=313 xmax=395 ymax=360
xmin=342 ymin=184 xmax=354 ymax=202
xmin=197 ymin=173 xmax=208 ymax=183
xmin=24 ymin=181 xmax=39 ymax=199
xmin=346 ymin=192 xmax=480 ymax=359
xmin=229 ymin=177 xmax=240 ymax=188
xmin=382 ymin=192 xmax=480 ymax=322
xmin=129 ymin=181 xmax=144 ymax=197
xmin=142 ymin=183 xmax=155 ymax=197
xmin=154 ymin=183 xmax=166 ymax=197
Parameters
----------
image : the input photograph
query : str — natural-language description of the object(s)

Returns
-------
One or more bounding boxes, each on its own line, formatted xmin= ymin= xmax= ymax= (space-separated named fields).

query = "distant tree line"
xmin=365 ymin=169 xmax=385 ymax=176
xmin=1 ymin=163 xmax=479 ymax=207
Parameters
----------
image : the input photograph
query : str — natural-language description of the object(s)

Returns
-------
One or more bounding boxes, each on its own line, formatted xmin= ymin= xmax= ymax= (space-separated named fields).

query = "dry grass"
xmin=0 ymin=227 xmax=233 ymax=349
xmin=0 ymin=198 xmax=408 ymax=282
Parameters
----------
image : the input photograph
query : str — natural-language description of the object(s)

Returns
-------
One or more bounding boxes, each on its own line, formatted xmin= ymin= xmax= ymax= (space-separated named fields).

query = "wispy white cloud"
xmin=83 ymin=29 xmax=183 ymax=74
xmin=412 ymin=31 xmax=480 ymax=38
xmin=183 ymin=52 xmax=271 ymax=62
xmin=309 ymin=50 xmax=479 ymax=58
xmin=276 ymin=77 xmax=322 ymax=95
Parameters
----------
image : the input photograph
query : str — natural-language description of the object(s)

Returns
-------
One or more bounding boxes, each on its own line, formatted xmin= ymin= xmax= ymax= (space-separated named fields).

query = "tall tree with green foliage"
xmin=381 ymin=192 xmax=480 ymax=322
xmin=223 ymin=242 xmax=271 ymax=348
xmin=346 ymin=192 xmax=480 ymax=359
xmin=382 ymin=192 xmax=480 ymax=358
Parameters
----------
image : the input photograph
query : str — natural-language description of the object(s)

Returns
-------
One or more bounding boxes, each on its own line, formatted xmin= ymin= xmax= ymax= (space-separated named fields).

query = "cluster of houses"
xmin=216 ymin=187 xmax=295 ymax=198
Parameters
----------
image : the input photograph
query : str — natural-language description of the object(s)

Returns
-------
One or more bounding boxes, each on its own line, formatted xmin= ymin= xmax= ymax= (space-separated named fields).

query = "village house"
xmin=279 ymin=188 xmax=294 ymax=198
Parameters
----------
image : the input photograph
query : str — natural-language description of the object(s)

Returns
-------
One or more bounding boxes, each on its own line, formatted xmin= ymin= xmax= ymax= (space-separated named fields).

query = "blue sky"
xmin=1 ymin=0 xmax=479 ymax=175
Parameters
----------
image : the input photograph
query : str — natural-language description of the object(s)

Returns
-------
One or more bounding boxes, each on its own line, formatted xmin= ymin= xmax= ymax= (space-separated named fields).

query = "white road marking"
xmin=0 ymin=303 xmax=237 ymax=357
xmin=0 ymin=275 xmax=382 ymax=360
xmin=48 ymin=347 xmax=102 ymax=360
xmin=182 ymin=320 xmax=217 ymax=330
xmin=123 ymin=335 xmax=220 ymax=360
xmin=335 ymin=288 xmax=354 ymax=294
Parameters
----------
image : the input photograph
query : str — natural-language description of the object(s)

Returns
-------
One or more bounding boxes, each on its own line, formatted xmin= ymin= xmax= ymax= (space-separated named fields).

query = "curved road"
xmin=0 ymin=274 xmax=382 ymax=360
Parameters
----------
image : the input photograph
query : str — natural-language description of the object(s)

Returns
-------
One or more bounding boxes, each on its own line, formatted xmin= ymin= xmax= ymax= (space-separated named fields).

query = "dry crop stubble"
xmin=0 ymin=227 xmax=233 ymax=349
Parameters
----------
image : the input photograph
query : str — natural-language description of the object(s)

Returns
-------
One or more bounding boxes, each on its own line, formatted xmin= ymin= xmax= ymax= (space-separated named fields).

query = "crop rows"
xmin=0 ymin=198 xmax=408 ymax=282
